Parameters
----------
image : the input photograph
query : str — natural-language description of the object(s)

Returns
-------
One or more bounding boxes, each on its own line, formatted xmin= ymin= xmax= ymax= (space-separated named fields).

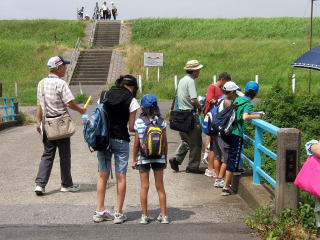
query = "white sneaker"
xmin=157 ymin=215 xmax=169 ymax=224
xmin=114 ymin=212 xmax=127 ymax=224
xmin=204 ymin=169 xmax=216 ymax=178
xmin=214 ymin=179 xmax=225 ymax=188
xmin=93 ymin=210 xmax=114 ymax=223
xmin=140 ymin=215 xmax=153 ymax=224
xmin=34 ymin=185 xmax=45 ymax=196
xmin=60 ymin=184 xmax=80 ymax=192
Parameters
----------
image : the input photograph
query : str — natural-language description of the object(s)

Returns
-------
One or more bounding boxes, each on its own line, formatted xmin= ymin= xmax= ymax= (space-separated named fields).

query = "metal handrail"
xmin=88 ymin=19 xmax=97 ymax=46
xmin=0 ymin=97 xmax=15 ymax=122
xmin=66 ymin=37 xmax=81 ymax=85
xmin=242 ymin=119 xmax=279 ymax=188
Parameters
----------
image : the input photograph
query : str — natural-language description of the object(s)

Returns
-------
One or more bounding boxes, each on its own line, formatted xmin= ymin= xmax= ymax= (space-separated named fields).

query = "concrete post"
xmin=14 ymin=102 xmax=19 ymax=115
xmin=275 ymin=128 xmax=300 ymax=214
xmin=0 ymin=82 xmax=2 ymax=97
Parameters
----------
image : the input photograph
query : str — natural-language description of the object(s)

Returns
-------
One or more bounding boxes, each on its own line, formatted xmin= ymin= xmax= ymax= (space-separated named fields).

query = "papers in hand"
xmin=249 ymin=111 xmax=265 ymax=115
xmin=40 ymin=122 xmax=44 ymax=139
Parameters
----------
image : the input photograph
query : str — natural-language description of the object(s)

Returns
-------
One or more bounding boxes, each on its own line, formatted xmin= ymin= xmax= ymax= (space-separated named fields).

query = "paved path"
xmin=0 ymin=103 xmax=258 ymax=240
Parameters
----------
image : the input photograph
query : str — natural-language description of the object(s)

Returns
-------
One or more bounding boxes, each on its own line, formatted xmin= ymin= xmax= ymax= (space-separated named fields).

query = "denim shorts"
xmin=136 ymin=163 xmax=166 ymax=173
xmin=97 ymin=138 xmax=129 ymax=174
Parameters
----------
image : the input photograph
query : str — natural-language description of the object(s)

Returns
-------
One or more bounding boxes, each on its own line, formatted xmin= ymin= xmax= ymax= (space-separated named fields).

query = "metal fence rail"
xmin=242 ymin=119 xmax=279 ymax=188
xmin=66 ymin=37 xmax=81 ymax=85
xmin=88 ymin=19 xmax=97 ymax=46
xmin=0 ymin=97 xmax=15 ymax=122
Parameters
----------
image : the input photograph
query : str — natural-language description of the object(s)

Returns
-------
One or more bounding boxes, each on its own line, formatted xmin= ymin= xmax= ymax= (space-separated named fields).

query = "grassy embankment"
xmin=124 ymin=18 xmax=320 ymax=99
xmin=0 ymin=20 xmax=86 ymax=105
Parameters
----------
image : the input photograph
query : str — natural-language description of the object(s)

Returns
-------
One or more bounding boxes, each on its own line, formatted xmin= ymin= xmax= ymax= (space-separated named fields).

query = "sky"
xmin=0 ymin=0 xmax=319 ymax=20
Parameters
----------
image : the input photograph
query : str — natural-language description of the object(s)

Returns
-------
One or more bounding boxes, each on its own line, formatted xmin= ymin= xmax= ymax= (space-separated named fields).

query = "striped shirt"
xmin=37 ymin=75 xmax=74 ymax=117
xmin=134 ymin=116 xmax=167 ymax=164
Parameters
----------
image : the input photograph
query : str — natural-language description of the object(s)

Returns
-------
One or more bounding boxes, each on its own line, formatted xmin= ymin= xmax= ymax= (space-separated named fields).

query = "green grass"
xmin=125 ymin=18 xmax=320 ymax=99
xmin=0 ymin=20 xmax=86 ymax=105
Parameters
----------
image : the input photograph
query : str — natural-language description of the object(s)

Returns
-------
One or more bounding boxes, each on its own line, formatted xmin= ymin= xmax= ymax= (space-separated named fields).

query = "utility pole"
xmin=308 ymin=0 xmax=315 ymax=93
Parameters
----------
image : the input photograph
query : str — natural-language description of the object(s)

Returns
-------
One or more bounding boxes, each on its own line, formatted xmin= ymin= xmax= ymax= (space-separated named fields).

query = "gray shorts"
xmin=217 ymin=136 xmax=229 ymax=163
xmin=208 ymin=135 xmax=220 ymax=163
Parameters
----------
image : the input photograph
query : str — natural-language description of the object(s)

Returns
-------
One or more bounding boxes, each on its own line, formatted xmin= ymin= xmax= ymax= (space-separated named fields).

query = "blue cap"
xmin=245 ymin=81 xmax=259 ymax=94
xmin=141 ymin=94 xmax=157 ymax=107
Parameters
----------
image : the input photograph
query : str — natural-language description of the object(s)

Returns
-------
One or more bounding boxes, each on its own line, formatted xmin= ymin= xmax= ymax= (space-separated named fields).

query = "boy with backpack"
xmin=132 ymin=94 xmax=169 ymax=224
xmin=203 ymin=72 xmax=231 ymax=178
xmin=219 ymin=81 xmax=263 ymax=196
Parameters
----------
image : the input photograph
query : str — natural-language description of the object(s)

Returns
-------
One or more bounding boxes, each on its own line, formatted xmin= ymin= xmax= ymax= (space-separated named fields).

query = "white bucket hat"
xmin=222 ymin=81 xmax=244 ymax=96
xmin=184 ymin=60 xmax=203 ymax=71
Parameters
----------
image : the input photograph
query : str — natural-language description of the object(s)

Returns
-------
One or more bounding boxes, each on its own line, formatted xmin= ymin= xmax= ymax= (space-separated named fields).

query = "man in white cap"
xmin=34 ymin=56 xmax=86 ymax=196
xmin=169 ymin=60 xmax=204 ymax=174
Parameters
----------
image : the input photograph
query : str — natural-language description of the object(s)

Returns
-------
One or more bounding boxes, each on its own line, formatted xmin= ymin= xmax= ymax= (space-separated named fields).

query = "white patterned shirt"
xmin=134 ymin=116 xmax=167 ymax=164
xmin=37 ymin=75 xmax=74 ymax=117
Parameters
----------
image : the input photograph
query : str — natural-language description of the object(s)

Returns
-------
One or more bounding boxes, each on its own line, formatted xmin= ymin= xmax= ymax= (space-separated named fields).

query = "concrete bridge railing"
xmin=242 ymin=119 xmax=300 ymax=214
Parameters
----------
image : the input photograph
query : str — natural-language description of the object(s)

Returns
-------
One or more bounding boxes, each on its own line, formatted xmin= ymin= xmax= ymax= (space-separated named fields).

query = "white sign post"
xmin=213 ymin=75 xmax=217 ymax=84
xmin=144 ymin=52 xmax=164 ymax=81
xmin=15 ymin=81 xmax=18 ymax=97
xmin=255 ymin=75 xmax=259 ymax=83
xmin=174 ymin=75 xmax=178 ymax=90
xmin=292 ymin=74 xmax=296 ymax=93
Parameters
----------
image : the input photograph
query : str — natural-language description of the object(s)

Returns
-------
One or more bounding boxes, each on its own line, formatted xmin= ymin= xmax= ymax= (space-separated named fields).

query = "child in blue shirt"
xmin=132 ymin=94 xmax=169 ymax=224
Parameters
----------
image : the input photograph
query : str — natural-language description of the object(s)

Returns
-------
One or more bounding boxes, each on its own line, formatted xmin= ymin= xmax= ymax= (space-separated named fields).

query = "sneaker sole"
xmin=60 ymin=189 xmax=80 ymax=193
xmin=114 ymin=220 xmax=125 ymax=224
xmin=35 ymin=191 xmax=44 ymax=196
xmin=221 ymin=192 xmax=231 ymax=196
xmin=205 ymin=173 xmax=214 ymax=178
xmin=93 ymin=217 xmax=113 ymax=223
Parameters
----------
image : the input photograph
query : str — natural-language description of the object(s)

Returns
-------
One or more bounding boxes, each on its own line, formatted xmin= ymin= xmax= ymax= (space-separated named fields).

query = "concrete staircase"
xmin=93 ymin=21 xmax=121 ymax=47
xmin=69 ymin=21 xmax=121 ymax=87
xmin=70 ymin=49 xmax=112 ymax=85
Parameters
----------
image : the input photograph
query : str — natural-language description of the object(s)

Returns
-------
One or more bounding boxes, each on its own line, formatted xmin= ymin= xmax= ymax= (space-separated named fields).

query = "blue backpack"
xmin=83 ymin=93 xmax=110 ymax=152
xmin=210 ymin=101 xmax=248 ymax=135
xmin=202 ymin=98 xmax=225 ymax=135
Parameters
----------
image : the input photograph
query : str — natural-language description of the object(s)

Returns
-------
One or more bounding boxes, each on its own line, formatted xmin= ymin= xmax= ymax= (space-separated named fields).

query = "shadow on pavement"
xmin=126 ymin=207 xmax=195 ymax=222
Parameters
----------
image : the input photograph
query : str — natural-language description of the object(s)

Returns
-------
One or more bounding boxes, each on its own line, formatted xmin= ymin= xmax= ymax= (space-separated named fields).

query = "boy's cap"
xmin=245 ymin=81 xmax=259 ymax=94
xmin=141 ymin=94 xmax=157 ymax=107
xmin=222 ymin=81 xmax=244 ymax=96
xmin=47 ymin=56 xmax=70 ymax=69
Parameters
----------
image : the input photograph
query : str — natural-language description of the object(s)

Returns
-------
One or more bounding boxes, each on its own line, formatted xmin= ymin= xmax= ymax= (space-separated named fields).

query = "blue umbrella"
xmin=291 ymin=46 xmax=320 ymax=70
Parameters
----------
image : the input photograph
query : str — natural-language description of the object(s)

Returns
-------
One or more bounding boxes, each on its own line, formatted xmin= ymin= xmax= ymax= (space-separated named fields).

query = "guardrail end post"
xmin=0 ymin=82 xmax=2 ymax=97
xmin=275 ymin=128 xmax=300 ymax=215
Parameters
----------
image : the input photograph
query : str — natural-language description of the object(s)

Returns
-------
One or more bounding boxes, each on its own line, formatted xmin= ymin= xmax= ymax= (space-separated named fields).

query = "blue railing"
xmin=242 ymin=119 xmax=279 ymax=188
xmin=0 ymin=97 xmax=15 ymax=122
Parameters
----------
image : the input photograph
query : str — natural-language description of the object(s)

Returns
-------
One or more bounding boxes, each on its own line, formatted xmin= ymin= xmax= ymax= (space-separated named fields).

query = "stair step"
xmin=70 ymin=81 xmax=106 ymax=86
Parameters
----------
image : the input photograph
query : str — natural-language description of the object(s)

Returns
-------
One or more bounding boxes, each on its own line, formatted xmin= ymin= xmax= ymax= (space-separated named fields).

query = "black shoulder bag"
xmin=169 ymin=91 xmax=195 ymax=133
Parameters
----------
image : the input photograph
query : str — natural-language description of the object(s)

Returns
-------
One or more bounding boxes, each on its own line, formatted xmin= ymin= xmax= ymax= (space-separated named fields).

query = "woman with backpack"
xmin=132 ymin=94 xmax=169 ymax=224
xmin=93 ymin=75 xmax=140 ymax=224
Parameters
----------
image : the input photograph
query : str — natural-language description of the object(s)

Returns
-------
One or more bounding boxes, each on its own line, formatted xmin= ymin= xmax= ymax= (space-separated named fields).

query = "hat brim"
xmin=184 ymin=64 xmax=203 ymax=71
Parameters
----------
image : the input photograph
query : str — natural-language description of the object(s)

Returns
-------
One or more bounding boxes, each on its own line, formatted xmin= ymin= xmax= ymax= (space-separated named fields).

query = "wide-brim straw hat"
xmin=184 ymin=60 xmax=203 ymax=71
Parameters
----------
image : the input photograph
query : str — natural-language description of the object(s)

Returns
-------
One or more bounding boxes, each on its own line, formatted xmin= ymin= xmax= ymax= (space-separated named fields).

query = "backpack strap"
xmin=141 ymin=116 xmax=164 ymax=127
xmin=99 ymin=90 xmax=107 ymax=103
xmin=141 ymin=116 xmax=151 ymax=126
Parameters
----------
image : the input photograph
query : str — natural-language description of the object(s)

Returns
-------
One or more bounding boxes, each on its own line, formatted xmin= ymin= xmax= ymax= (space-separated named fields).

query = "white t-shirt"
xmin=102 ymin=4 xmax=107 ymax=10
xmin=130 ymin=98 xmax=140 ymax=112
